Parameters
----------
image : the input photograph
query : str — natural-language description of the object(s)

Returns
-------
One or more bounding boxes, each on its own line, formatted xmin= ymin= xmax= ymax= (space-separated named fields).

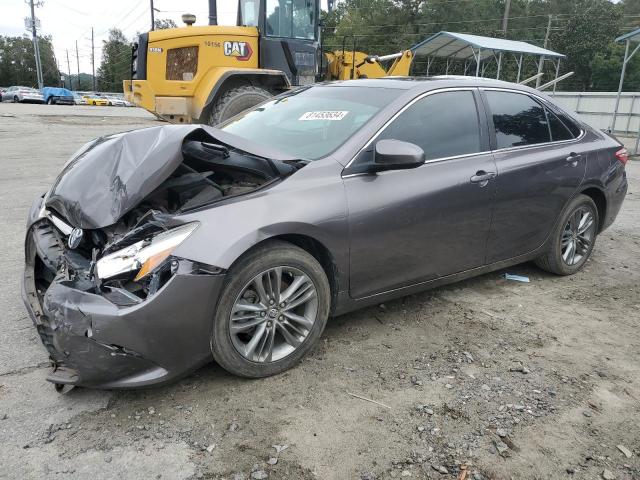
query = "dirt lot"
xmin=0 ymin=103 xmax=638 ymax=480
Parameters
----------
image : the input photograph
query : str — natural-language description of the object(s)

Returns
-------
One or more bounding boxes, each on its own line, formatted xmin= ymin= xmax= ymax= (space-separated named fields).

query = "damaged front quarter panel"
xmin=22 ymin=124 xmax=304 ymax=388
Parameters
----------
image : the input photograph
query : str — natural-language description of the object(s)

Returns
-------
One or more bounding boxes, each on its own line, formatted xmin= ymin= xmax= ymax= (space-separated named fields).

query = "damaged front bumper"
xmin=22 ymin=201 xmax=225 ymax=389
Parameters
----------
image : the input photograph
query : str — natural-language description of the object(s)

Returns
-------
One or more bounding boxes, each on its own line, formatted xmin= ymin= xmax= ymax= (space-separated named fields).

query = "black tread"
xmin=534 ymin=194 xmax=599 ymax=275
xmin=210 ymin=240 xmax=330 ymax=378
xmin=208 ymin=86 xmax=271 ymax=126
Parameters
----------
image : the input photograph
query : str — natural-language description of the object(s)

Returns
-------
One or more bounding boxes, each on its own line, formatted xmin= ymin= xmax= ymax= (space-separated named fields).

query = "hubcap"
xmin=229 ymin=266 xmax=318 ymax=363
xmin=561 ymin=207 xmax=596 ymax=266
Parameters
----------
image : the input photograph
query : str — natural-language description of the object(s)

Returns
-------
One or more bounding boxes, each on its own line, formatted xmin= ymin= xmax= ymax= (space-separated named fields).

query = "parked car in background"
xmin=100 ymin=95 xmax=127 ymax=106
xmin=1 ymin=86 xmax=44 ymax=103
xmin=42 ymin=87 xmax=75 ymax=105
xmin=83 ymin=94 xmax=108 ymax=106
xmin=22 ymin=78 xmax=628 ymax=389
xmin=73 ymin=93 xmax=87 ymax=105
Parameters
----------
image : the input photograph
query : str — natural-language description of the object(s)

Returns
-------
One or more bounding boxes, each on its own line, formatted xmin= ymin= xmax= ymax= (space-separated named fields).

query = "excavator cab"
xmin=238 ymin=0 xmax=320 ymax=86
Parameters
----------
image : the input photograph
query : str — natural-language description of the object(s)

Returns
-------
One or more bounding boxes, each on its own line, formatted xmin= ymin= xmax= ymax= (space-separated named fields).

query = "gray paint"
xmin=22 ymin=77 xmax=629 ymax=388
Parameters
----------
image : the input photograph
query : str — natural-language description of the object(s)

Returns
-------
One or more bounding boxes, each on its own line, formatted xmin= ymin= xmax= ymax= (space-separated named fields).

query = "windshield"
xmin=219 ymin=86 xmax=398 ymax=160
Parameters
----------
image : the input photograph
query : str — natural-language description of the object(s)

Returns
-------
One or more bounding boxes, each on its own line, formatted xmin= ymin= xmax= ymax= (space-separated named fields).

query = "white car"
xmin=101 ymin=95 xmax=127 ymax=107
xmin=1 ymin=86 xmax=44 ymax=103
xmin=73 ymin=93 xmax=87 ymax=105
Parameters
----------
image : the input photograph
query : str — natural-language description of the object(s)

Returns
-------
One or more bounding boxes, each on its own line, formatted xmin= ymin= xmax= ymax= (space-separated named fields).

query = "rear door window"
xmin=378 ymin=90 xmax=482 ymax=161
xmin=546 ymin=108 xmax=574 ymax=141
xmin=485 ymin=91 xmax=551 ymax=149
xmin=552 ymin=108 xmax=583 ymax=138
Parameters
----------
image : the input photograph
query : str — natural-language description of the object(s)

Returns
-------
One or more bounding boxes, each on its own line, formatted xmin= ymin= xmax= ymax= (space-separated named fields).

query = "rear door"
xmin=344 ymin=88 xmax=497 ymax=299
xmin=481 ymin=89 xmax=587 ymax=263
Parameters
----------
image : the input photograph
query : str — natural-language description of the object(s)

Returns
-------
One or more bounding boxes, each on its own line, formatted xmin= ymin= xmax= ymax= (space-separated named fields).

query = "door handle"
xmin=470 ymin=171 xmax=496 ymax=186
xmin=566 ymin=152 xmax=581 ymax=167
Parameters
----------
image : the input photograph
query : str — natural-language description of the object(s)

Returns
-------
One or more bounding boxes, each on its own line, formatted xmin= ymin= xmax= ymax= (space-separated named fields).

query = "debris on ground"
xmin=617 ymin=445 xmax=633 ymax=458
xmin=503 ymin=273 xmax=531 ymax=283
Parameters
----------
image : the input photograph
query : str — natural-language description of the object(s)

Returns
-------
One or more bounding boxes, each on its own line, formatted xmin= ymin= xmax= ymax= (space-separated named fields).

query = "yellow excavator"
xmin=123 ymin=0 xmax=414 ymax=125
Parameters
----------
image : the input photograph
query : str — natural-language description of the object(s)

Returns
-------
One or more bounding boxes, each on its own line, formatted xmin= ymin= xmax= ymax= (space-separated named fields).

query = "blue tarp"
xmin=41 ymin=87 xmax=74 ymax=102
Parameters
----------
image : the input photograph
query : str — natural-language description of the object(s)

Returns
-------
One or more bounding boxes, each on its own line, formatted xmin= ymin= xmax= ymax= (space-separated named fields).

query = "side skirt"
xmin=331 ymin=247 xmax=545 ymax=317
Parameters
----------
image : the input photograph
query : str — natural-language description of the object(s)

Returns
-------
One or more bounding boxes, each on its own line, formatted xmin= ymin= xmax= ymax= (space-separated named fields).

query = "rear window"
xmin=219 ymin=86 xmax=399 ymax=160
xmin=485 ymin=90 xmax=551 ymax=149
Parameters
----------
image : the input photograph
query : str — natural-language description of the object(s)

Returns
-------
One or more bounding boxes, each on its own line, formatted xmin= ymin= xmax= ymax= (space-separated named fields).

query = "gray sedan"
xmin=22 ymin=77 xmax=628 ymax=389
xmin=2 ymin=85 xmax=44 ymax=103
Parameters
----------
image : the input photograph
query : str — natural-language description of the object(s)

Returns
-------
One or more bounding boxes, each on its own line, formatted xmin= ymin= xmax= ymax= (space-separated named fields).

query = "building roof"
xmin=616 ymin=27 xmax=640 ymax=43
xmin=410 ymin=31 xmax=565 ymax=60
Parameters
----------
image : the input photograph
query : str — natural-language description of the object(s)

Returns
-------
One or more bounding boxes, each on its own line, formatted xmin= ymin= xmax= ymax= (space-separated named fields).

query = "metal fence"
xmin=549 ymin=91 xmax=640 ymax=152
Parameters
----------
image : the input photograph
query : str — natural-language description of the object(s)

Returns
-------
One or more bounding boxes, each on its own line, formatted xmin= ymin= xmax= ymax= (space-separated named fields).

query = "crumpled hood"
xmin=44 ymin=124 xmax=299 ymax=229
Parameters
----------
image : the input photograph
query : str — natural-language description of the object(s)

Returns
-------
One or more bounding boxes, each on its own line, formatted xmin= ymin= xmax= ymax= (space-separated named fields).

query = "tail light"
xmin=615 ymin=147 xmax=629 ymax=165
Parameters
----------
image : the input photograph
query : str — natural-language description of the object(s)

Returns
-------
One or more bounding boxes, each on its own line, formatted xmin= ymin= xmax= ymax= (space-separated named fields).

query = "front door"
xmin=344 ymin=89 xmax=498 ymax=299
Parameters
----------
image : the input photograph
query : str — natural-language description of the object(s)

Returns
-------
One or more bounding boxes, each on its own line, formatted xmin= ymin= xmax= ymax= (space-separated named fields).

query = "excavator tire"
xmin=207 ymin=85 xmax=272 ymax=126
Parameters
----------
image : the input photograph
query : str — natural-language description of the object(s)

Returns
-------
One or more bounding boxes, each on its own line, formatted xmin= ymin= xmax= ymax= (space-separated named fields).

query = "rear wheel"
xmin=535 ymin=194 xmax=599 ymax=275
xmin=207 ymin=85 xmax=271 ymax=126
xmin=210 ymin=240 xmax=330 ymax=378
xmin=46 ymin=97 xmax=53 ymax=105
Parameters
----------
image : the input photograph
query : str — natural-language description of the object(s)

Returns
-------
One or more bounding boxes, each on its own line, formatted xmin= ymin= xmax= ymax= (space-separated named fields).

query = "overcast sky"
xmin=1 ymin=0 xmax=328 ymax=75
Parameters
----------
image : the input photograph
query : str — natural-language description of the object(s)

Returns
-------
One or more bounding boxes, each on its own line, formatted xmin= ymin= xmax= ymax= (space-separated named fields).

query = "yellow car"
xmin=83 ymin=95 xmax=108 ymax=106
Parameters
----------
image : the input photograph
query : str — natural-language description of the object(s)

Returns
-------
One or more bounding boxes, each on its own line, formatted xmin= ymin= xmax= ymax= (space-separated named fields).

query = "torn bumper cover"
xmin=22 ymin=213 xmax=224 ymax=388
xmin=21 ymin=124 xmax=298 ymax=388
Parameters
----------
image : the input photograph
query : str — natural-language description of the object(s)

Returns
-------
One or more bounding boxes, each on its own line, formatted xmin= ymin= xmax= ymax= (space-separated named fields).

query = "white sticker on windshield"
xmin=299 ymin=111 xmax=349 ymax=121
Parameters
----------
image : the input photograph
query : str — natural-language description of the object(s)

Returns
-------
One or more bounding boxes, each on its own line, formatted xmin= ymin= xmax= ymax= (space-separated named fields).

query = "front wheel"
xmin=535 ymin=194 xmax=599 ymax=275
xmin=207 ymin=86 xmax=271 ymax=126
xmin=211 ymin=240 xmax=331 ymax=378
xmin=13 ymin=96 xmax=19 ymax=103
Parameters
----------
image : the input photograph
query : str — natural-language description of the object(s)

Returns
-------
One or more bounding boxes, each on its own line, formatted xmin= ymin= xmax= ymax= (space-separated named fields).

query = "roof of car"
xmin=320 ymin=76 xmax=530 ymax=91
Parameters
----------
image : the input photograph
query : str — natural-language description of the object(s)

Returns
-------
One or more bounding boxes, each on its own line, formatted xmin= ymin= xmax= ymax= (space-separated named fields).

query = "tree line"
xmin=323 ymin=0 xmax=640 ymax=91
xmin=3 ymin=3 xmax=640 ymax=92
xmin=0 ymin=19 xmax=176 ymax=92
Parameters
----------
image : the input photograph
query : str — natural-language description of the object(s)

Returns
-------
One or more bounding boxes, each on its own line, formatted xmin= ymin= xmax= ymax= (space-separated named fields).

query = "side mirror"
xmin=372 ymin=139 xmax=425 ymax=172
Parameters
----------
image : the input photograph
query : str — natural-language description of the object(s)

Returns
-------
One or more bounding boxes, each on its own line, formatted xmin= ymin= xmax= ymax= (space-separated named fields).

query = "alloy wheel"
xmin=229 ymin=266 xmax=318 ymax=363
xmin=561 ymin=206 xmax=596 ymax=266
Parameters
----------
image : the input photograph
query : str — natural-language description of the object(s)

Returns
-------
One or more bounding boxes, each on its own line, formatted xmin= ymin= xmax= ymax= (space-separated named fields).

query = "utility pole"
xmin=27 ymin=0 xmax=44 ymax=89
xmin=501 ymin=0 xmax=511 ymax=34
xmin=91 ymin=27 xmax=96 ymax=91
xmin=536 ymin=15 xmax=553 ymax=88
xmin=66 ymin=49 xmax=71 ymax=90
xmin=150 ymin=0 xmax=155 ymax=30
xmin=76 ymin=40 xmax=80 ymax=91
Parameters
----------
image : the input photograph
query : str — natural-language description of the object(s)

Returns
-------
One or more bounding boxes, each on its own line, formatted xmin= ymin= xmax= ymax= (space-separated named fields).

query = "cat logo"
xmin=223 ymin=41 xmax=252 ymax=61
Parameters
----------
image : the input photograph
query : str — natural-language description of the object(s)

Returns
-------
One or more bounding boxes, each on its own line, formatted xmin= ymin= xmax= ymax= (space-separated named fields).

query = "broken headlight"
xmin=95 ymin=222 xmax=199 ymax=281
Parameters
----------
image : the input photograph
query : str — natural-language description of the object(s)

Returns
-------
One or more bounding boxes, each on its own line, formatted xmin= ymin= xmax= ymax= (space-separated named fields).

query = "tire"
xmin=13 ymin=96 xmax=19 ymax=103
xmin=211 ymin=240 xmax=331 ymax=378
xmin=46 ymin=97 xmax=53 ymax=105
xmin=92 ymin=101 xmax=96 ymax=106
xmin=535 ymin=194 xmax=599 ymax=275
xmin=207 ymin=85 xmax=271 ymax=126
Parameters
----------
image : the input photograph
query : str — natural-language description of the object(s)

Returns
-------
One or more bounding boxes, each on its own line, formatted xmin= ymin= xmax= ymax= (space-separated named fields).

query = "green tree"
xmin=322 ymin=0 xmax=640 ymax=91
xmin=154 ymin=18 xmax=178 ymax=29
xmin=0 ymin=35 xmax=60 ymax=88
xmin=549 ymin=0 xmax=622 ymax=90
xmin=96 ymin=28 xmax=131 ymax=92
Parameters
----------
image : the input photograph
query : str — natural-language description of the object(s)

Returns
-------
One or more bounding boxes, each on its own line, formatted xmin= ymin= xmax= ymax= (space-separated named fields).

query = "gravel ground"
xmin=0 ymin=103 xmax=639 ymax=480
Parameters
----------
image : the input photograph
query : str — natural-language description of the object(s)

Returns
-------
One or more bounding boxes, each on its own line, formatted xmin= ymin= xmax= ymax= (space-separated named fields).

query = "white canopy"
xmin=411 ymin=31 xmax=565 ymax=60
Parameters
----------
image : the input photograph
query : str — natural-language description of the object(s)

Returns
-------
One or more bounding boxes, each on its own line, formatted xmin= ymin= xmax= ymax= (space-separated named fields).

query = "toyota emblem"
xmin=67 ymin=228 xmax=83 ymax=249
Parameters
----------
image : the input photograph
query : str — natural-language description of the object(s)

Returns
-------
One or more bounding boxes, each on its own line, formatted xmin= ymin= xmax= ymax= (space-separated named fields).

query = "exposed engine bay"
xmin=27 ymin=126 xmax=300 ymax=309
